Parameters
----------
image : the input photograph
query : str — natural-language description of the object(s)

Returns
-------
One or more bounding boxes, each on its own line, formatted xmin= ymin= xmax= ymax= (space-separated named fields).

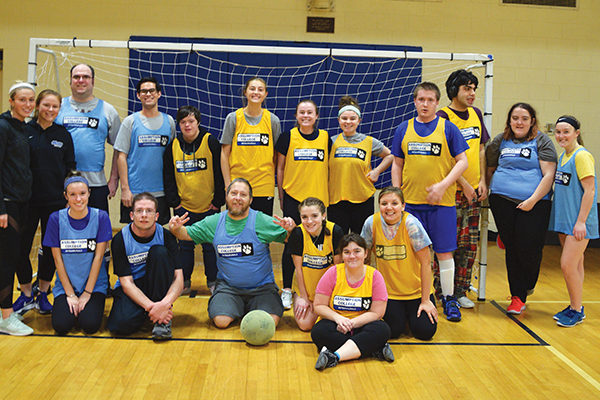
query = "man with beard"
xmin=169 ymin=178 xmax=295 ymax=328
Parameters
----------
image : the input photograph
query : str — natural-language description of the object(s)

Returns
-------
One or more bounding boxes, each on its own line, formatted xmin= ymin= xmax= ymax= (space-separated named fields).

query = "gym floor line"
xmin=21 ymin=297 xmax=549 ymax=347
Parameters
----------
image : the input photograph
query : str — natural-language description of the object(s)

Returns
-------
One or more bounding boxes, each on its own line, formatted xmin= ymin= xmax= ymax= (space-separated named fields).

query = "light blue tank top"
xmin=213 ymin=209 xmax=274 ymax=289
xmin=549 ymin=148 xmax=599 ymax=239
xmin=55 ymin=207 xmax=109 ymax=296
xmin=56 ymin=97 xmax=108 ymax=172
xmin=490 ymin=137 xmax=551 ymax=201
xmin=127 ymin=112 xmax=171 ymax=193
xmin=115 ymin=224 xmax=165 ymax=288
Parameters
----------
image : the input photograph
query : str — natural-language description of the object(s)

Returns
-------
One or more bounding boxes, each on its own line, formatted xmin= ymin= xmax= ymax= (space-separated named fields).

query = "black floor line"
xmin=23 ymin=299 xmax=549 ymax=346
xmin=27 ymin=335 xmax=544 ymax=347
xmin=489 ymin=299 xmax=549 ymax=346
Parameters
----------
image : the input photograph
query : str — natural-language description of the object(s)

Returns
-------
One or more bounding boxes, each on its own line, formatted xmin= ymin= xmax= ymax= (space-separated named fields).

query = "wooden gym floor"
xmin=1 ymin=241 xmax=599 ymax=399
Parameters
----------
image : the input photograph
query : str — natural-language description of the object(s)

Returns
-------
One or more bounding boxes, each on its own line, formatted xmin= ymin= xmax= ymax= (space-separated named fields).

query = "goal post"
xmin=28 ymin=37 xmax=493 ymax=300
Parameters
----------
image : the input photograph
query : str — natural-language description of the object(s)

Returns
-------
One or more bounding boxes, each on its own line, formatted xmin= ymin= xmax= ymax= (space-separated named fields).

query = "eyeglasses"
xmin=133 ymin=208 xmax=156 ymax=215
xmin=139 ymin=88 xmax=157 ymax=95
xmin=72 ymin=75 xmax=92 ymax=81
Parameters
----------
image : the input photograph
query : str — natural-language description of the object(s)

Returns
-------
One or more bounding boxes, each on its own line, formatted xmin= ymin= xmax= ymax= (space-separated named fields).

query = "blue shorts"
xmin=405 ymin=204 xmax=457 ymax=253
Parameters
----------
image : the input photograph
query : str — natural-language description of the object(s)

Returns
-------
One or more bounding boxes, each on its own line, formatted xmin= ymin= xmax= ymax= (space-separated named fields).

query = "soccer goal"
xmin=28 ymin=37 xmax=494 ymax=300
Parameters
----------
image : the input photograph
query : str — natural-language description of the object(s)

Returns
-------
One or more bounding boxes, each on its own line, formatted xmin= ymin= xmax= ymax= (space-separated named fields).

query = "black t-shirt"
xmin=111 ymin=225 xmax=180 ymax=277
xmin=288 ymin=223 xmax=345 ymax=256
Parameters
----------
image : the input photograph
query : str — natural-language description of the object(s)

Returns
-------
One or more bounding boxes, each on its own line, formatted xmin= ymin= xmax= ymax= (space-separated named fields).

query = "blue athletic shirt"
xmin=56 ymin=97 xmax=108 ymax=172
xmin=114 ymin=224 xmax=165 ymax=288
xmin=44 ymin=208 xmax=111 ymax=296
xmin=213 ymin=209 xmax=274 ymax=289
xmin=549 ymin=148 xmax=599 ymax=238
xmin=126 ymin=112 xmax=172 ymax=194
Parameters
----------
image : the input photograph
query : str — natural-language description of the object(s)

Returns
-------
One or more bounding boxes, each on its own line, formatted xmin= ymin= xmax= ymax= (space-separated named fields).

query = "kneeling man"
xmin=169 ymin=178 xmax=294 ymax=328
xmin=107 ymin=193 xmax=183 ymax=339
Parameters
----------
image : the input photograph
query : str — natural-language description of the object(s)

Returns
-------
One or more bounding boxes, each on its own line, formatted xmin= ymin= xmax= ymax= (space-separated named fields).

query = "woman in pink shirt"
xmin=310 ymin=233 xmax=393 ymax=370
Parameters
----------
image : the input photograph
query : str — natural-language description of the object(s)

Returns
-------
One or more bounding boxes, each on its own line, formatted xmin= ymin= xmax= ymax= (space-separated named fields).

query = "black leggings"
xmin=384 ymin=295 xmax=437 ymax=340
xmin=250 ymin=196 xmax=274 ymax=216
xmin=88 ymin=185 xmax=110 ymax=214
xmin=17 ymin=204 xmax=63 ymax=284
xmin=327 ymin=198 xmax=374 ymax=234
xmin=311 ymin=319 xmax=390 ymax=356
xmin=0 ymin=201 xmax=27 ymax=309
xmin=106 ymin=245 xmax=175 ymax=335
xmin=52 ymin=292 xmax=106 ymax=335
xmin=281 ymin=192 xmax=301 ymax=288
xmin=489 ymin=194 xmax=551 ymax=302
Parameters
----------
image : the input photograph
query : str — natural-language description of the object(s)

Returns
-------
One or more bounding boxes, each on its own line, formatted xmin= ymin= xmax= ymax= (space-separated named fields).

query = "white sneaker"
xmin=0 ymin=313 xmax=34 ymax=336
xmin=457 ymin=296 xmax=475 ymax=309
xmin=281 ymin=289 xmax=293 ymax=310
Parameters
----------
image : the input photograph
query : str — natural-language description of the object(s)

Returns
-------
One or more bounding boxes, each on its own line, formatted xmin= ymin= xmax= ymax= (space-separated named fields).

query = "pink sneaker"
xmin=507 ymin=296 xmax=526 ymax=314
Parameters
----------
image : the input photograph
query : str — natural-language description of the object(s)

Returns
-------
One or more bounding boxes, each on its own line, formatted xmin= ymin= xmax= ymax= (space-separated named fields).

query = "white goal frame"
xmin=27 ymin=37 xmax=494 ymax=301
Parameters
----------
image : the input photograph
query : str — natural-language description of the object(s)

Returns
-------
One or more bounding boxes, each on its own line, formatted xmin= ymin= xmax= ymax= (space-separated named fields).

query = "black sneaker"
xmin=152 ymin=321 xmax=172 ymax=340
xmin=315 ymin=347 xmax=339 ymax=371
xmin=373 ymin=342 xmax=395 ymax=362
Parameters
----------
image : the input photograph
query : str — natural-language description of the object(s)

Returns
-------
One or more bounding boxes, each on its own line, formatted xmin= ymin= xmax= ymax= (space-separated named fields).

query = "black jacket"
xmin=27 ymin=119 xmax=76 ymax=207
xmin=0 ymin=111 xmax=32 ymax=213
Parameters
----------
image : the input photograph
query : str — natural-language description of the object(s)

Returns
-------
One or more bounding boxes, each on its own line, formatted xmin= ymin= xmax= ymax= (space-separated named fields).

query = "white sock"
xmin=438 ymin=258 xmax=455 ymax=297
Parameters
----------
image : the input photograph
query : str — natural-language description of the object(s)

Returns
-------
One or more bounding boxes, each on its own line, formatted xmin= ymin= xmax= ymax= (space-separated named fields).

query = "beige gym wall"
xmin=0 ymin=0 xmax=597 ymax=219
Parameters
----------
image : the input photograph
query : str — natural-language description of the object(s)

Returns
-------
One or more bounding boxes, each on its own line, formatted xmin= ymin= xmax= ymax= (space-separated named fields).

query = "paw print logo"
xmin=260 ymin=134 xmax=269 ymax=145
xmin=357 ymin=149 xmax=366 ymax=160
xmin=161 ymin=136 xmax=169 ymax=146
xmin=362 ymin=298 xmax=372 ymax=310
xmin=327 ymin=254 xmax=334 ymax=265
xmin=521 ymin=148 xmax=531 ymax=158
xmin=562 ymin=174 xmax=570 ymax=185
xmin=431 ymin=143 xmax=441 ymax=155
xmin=317 ymin=150 xmax=324 ymax=161
xmin=87 ymin=118 xmax=99 ymax=129
xmin=87 ymin=239 xmax=97 ymax=252
xmin=375 ymin=245 xmax=384 ymax=258
xmin=198 ymin=159 xmax=207 ymax=169
xmin=242 ymin=243 xmax=253 ymax=255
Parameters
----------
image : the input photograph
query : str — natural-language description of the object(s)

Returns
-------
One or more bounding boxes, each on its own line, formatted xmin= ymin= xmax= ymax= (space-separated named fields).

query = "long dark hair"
xmin=503 ymin=102 xmax=539 ymax=141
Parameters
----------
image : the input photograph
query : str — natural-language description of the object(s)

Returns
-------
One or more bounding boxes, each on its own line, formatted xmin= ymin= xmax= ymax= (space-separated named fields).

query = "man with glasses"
xmin=107 ymin=192 xmax=183 ymax=340
xmin=114 ymin=77 xmax=175 ymax=225
xmin=56 ymin=64 xmax=121 ymax=213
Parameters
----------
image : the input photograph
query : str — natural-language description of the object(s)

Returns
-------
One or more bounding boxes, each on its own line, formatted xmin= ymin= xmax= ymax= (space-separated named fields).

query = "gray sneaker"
xmin=152 ymin=321 xmax=172 ymax=340
xmin=315 ymin=347 xmax=339 ymax=371
xmin=373 ymin=342 xmax=395 ymax=362
xmin=0 ymin=313 xmax=34 ymax=336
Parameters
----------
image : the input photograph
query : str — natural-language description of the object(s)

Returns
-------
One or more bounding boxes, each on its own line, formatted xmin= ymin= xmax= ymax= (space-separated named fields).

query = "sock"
xmin=438 ymin=258 xmax=455 ymax=297
xmin=333 ymin=351 xmax=341 ymax=361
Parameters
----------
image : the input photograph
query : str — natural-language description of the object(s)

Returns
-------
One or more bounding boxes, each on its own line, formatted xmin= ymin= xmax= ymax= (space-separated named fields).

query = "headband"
xmin=64 ymin=176 xmax=89 ymax=191
xmin=338 ymin=105 xmax=361 ymax=119
xmin=9 ymin=82 xmax=35 ymax=97
xmin=556 ymin=116 xmax=580 ymax=130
